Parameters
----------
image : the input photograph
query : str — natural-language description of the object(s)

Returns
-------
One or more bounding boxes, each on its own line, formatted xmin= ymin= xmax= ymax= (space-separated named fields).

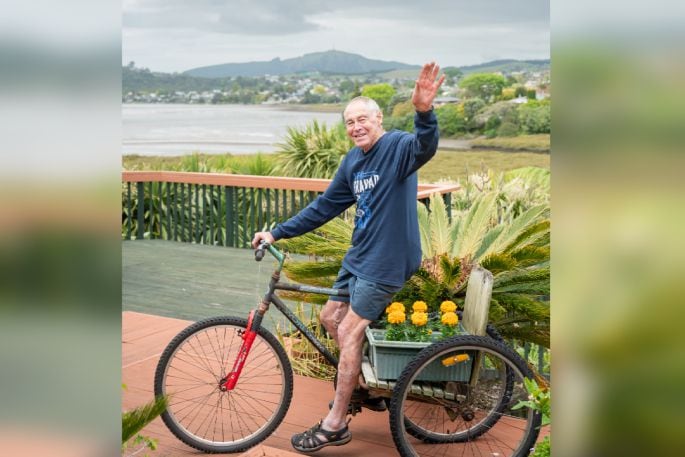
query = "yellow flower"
xmin=386 ymin=302 xmax=405 ymax=314
xmin=412 ymin=301 xmax=428 ymax=312
xmin=440 ymin=300 xmax=457 ymax=313
xmin=388 ymin=310 xmax=406 ymax=324
xmin=441 ymin=311 xmax=458 ymax=326
xmin=411 ymin=312 xmax=428 ymax=326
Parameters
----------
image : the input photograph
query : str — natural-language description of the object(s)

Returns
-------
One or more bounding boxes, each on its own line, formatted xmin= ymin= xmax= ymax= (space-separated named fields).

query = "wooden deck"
xmin=122 ymin=311 xmax=398 ymax=456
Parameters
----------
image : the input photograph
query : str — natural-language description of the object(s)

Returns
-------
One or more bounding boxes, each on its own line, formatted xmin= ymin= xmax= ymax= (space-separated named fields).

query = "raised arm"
xmin=393 ymin=62 xmax=445 ymax=179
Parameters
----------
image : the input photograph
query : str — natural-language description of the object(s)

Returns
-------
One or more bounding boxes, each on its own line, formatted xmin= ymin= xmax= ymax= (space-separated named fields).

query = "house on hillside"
xmin=434 ymin=96 xmax=460 ymax=107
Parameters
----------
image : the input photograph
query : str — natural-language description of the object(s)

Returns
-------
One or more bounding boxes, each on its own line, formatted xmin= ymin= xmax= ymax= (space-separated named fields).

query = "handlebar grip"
xmin=255 ymin=248 xmax=265 ymax=262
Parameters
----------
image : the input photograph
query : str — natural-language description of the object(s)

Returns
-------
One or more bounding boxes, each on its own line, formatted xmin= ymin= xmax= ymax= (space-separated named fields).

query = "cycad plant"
xmin=277 ymin=172 xmax=550 ymax=347
xmin=275 ymin=121 xmax=353 ymax=179
xmin=411 ymin=192 xmax=550 ymax=347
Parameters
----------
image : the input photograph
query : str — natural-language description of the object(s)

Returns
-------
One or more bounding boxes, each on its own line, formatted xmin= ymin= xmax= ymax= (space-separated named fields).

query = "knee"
xmin=319 ymin=309 xmax=335 ymax=332
xmin=337 ymin=326 xmax=364 ymax=352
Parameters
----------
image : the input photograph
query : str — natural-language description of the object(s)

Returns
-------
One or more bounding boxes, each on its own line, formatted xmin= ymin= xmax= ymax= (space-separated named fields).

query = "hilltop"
xmin=183 ymin=50 xmax=419 ymax=78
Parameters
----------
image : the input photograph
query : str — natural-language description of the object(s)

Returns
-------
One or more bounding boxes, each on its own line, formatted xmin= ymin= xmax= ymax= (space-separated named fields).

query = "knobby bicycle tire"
xmin=389 ymin=335 xmax=542 ymax=457
xmin=400 ymin=323 xmax=512 ymax=442
xmin=154 ymin=316 xmax=293 ymax=453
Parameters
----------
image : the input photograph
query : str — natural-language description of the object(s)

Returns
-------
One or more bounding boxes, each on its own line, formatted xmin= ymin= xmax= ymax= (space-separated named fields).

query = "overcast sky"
xmin=122 ymin=0 xmax=550 ymax=73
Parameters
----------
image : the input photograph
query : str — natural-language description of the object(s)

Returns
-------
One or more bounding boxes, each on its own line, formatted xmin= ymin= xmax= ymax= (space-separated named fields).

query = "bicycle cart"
xmin=154 ymin=242 xmax=542 ymax=456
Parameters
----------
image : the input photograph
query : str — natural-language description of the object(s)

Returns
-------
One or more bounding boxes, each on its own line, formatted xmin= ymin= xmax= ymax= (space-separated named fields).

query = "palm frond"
xmin=278 ymin=290 xmax=329 ymax=305
xmin=428 ymin=193 xmax=451 ymax=256
xmin=473 ymin=225 xmax=505 ymax=261
xmin=491 ymin=293 xmax=549 ymax=322
xmin=480 ymin=253 xmax=517 ymax=274
xmin=493 ymin=267 xmax=550 ymax=295
xmin=122 ymin=395 xmax=168 ymax=444
xmin=417 ymin=201 xmax=434 ymax=258
xmin=278 ymin=218 xmax=352 ymax=259
xmin=503 ymin=219 xmax=550 ymax=254
xmin=476 ymin=204 xmax=548 ymax=261
xmin=451 ymin=192 xmax=498 ymax=260
xmin=283 ymin=261 xmax=341 ymax=281
xmin=494 ymin=321 xmax=550 ymax=347
xmin=509 ymin=245 xmax=550 ymax=267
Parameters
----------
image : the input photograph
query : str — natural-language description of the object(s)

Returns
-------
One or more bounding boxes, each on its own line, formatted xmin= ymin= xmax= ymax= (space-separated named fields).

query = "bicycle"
xmin=154 ymin=242 xmax=542 ymax=456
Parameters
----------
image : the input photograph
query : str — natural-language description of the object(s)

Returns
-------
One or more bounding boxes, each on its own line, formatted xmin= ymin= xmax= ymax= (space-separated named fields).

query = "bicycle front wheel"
xmin=154 ymin=316 xmax=293 ymax=453
xmin=389 ymin=335 xmax=542 ymax=457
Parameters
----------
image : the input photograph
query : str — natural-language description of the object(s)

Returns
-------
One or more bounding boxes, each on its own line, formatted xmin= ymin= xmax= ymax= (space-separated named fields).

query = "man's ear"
xmin=376 ymin=110 xmax=383 ymax=124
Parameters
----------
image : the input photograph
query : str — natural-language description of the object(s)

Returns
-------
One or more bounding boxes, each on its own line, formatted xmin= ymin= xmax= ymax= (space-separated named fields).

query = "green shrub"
xmin=485 ymin=115 xmax=502 ymax=131
xmin=518 ymin=102 xmax=551 ymax=134
xmin=435 ymin=104 xmax=466 ymax=136
xmin=361 ymin=83 xmax=396 ymax=112
xmin=463 ymin=98 xmax=486 ymax=130
xmin=275 ymin=121 xmax=353 ymax=178
xmin=497 ymin=121 xmax=520 ymax=137
xmin=383 ymin=113 xmax=414 ymax=133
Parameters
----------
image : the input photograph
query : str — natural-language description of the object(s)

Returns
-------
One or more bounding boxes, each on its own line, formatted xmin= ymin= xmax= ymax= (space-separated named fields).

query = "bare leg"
xmin=318 ymin=299 xmax=349 ymax=346
xmin=321 ymin=308 xmax=371 ymax=431
xmin=320 ymin=300 xmax=369 ymax=388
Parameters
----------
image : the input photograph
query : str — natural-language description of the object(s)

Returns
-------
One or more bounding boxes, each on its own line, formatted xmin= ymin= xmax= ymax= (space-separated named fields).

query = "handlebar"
xmin=254 ymin=240 xmax=285 ymax=270
xmin=254 ymin=242 xmax=267 ymax=262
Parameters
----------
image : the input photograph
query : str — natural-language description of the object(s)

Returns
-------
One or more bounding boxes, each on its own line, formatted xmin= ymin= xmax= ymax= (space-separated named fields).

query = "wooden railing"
xmin=121 ymin=171 xmax=460 ymax=248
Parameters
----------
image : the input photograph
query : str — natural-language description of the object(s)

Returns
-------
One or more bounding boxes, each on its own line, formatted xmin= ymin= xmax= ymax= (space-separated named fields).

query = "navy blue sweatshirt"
xmin=271 ymin=110 xmax=439 ymax=287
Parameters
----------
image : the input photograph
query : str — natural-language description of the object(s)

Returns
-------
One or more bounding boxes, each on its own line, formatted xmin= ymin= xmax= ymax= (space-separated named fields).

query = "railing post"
xmin=442 ymin=192 xmax=452 ymax=223
xmin=136 ymin=181 xmax=145 ymax=240
xmin=126 ymin=182 xmax=132 ymax=240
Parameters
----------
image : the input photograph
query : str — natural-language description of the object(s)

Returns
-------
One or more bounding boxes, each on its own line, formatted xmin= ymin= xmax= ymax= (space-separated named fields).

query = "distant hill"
xmin=122 ymin=64 xmax=232 ymax=93
xmin=183 ymin=50 xmax=420 ymax=78
xmin=457 ymin=59 xmax=550 ymax=75
xmin=379 ymin=59 xmax=549 ymax=80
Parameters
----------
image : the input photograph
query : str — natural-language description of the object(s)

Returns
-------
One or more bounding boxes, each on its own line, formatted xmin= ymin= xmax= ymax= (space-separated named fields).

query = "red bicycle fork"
xmin=220 ymin=310 xmax=259 ymax=391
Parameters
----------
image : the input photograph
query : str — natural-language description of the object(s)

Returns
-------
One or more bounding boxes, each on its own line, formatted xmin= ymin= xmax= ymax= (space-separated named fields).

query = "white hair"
xmin=343 ymin=96 xmax=381 ymax=120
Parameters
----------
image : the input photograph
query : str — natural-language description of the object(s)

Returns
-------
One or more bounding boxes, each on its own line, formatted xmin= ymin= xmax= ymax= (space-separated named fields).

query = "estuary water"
xmin=122 ymin=103 xmax=342 ymax=156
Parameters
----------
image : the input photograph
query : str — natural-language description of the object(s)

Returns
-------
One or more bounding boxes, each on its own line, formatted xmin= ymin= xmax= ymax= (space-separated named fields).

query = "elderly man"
xmin=251 ymin=62 xmax=444 ymax=453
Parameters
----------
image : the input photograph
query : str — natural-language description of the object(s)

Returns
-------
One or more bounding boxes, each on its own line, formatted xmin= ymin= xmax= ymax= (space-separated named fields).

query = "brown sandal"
xmin=291 ymin=420 xmax=351 ymax=453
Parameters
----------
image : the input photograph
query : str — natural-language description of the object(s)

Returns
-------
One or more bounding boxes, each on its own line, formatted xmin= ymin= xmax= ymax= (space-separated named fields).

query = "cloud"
xmin=124 ymin=0 xmax=548 ymax=36
xmin=123 ymin=0 xmax=330 ymax=35
xmin=123 ymin=0 xmax=550 ymax=72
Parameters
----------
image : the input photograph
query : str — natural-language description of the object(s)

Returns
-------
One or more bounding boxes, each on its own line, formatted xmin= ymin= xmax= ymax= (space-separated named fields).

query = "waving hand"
xmin=411 ymin=62 xmax=445 ymax=112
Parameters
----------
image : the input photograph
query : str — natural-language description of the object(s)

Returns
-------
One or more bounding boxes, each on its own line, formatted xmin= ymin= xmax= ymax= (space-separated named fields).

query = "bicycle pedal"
xmin=328 ymin=400 xmax=362 ymax=415
xmin=349 ymin=403 xmax=362 ymax=416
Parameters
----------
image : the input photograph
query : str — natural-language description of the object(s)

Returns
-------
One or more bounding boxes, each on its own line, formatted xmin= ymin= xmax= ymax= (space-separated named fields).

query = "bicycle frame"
xmin=221 ymin=243 xmax=347 ymax=391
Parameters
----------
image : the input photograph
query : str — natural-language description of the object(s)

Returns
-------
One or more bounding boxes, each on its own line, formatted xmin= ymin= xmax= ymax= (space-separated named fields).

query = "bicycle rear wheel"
xmin=154 ymin=316 xmax=293 ymax=453
xmin=389 ymin=335 xmax=542 ymax=457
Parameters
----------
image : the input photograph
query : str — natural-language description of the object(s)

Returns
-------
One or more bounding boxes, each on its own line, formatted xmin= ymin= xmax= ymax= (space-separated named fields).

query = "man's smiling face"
xmin=343 ymin=100 xmax=384 ymax=153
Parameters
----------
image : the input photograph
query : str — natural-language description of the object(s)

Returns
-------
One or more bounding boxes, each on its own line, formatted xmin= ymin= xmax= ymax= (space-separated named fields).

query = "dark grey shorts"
xmin=329 ymin=266 xmax=401 ymax=321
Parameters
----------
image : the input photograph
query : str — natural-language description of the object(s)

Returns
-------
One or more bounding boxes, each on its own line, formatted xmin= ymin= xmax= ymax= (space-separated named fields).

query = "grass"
xmin=123 ymin=153 xmax=278 ymax=174
xmin=470 ymin=134 xmax=550 ymax=152
xmin=418 ymin=149 xmax=550 ymax=184
xmin=123 ymin=149 xmax=549 ymax=184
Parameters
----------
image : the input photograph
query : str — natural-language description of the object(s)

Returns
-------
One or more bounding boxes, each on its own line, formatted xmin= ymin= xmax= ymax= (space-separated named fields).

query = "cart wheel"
xmin=389 ymin=335 xmax=542 ymax=457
